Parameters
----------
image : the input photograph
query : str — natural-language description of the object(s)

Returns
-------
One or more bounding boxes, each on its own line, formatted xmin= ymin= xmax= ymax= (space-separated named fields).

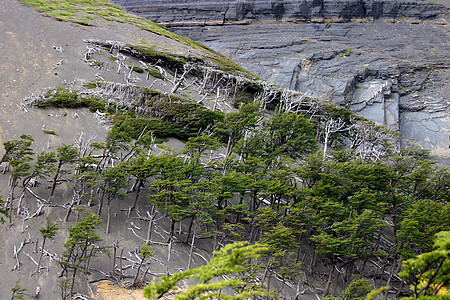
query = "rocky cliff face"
xmin=115 ymin=0 xmax=446 ymax=24
xmin=114 ymin=0 xmax=450 ymax=163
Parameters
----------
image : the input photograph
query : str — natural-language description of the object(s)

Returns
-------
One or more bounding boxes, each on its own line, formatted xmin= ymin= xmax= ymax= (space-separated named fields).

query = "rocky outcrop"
xmin=113 ymin=0 xmax=449 ymax=162
xmin=114 ymin=0 xmax=447 ymax=24
xmin=171 ymin=19 xmax=449 ymax=162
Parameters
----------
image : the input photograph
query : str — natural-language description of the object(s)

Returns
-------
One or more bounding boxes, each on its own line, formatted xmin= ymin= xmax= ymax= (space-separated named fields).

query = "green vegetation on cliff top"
xmin=20 ymin=0 xmax=250 ymax=75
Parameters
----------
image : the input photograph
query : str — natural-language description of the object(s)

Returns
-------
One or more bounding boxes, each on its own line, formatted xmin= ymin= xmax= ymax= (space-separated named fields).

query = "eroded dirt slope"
xmin=0 ymin=1 xmax=218 ymax=298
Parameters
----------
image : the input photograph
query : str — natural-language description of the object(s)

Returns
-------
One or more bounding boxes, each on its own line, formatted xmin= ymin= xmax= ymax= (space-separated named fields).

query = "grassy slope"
xmin=20 ymin=0 xmax=252 ymax=75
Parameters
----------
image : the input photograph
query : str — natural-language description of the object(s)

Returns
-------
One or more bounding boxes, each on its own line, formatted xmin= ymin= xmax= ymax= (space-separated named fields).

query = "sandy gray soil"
xmin=0 ymin=1 xmax=219 ymax=299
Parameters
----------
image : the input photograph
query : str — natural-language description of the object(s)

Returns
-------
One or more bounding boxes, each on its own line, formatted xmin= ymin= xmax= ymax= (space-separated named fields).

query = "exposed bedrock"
xmin=176 ymin=20 xmax=450 ymax=162
xmin=114 ymin=0 xmax=447 ymax=24
xmin=113 ymin=0 xmax=450 ymax=163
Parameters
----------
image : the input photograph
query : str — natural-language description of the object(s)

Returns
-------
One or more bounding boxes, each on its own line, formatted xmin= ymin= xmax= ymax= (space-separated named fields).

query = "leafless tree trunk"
xmin=106 ymin=199 xmax=112 ymax=234
xmin=324 ymin=264 xmax=335 ymax=295
xmin=146 ymin=207 xmax=157 ymax=244
xmin=171 ymin=64 xmax=192 ymax=94
xmin=187 ymin=225 xmax=196 ymax=270
xmin=119 ymin=247 xmax=124 ymax=281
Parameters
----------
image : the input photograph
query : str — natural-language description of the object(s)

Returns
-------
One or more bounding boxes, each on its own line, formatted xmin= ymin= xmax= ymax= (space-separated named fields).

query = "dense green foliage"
xmin=399 ymin=231 xmax=449 ymax=298
xmin=4 ymin=89 xmax=449 ymax=298
xmin=114 ymin=88 xmax=224 ymax=141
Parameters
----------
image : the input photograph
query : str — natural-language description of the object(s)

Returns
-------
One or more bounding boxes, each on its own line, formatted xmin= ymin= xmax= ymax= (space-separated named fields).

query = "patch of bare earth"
xmin=91 ymin=280 xmax=146 ymax=300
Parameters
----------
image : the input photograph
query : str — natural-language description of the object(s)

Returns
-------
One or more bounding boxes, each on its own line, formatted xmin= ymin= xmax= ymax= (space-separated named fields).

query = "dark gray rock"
xmin=113 ymin=0 xmax=447 ymax=24
xmin=112 ymin=0 xmax=450 ymax=163
xmin=168 ymin=19 xmax=449 ymax=162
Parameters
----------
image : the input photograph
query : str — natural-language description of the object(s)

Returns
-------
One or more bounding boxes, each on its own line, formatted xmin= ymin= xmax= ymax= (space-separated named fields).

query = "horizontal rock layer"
xmin=114 ymin=0 xmax=447 ymax=24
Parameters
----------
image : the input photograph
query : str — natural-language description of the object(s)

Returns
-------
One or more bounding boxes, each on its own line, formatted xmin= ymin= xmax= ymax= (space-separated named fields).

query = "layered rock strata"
xmin=114 ymin=0 xmax=450 ymax=163
xmin=115 ymin=0 xmax=447 ymax=24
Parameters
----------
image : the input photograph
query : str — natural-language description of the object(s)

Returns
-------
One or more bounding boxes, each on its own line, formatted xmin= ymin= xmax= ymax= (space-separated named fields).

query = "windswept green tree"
xmin=126 ymin=153 xmax=157 ymax=209
xmin=51 ymin=144 xmax=79 ymax=196
xmin=399 ymin=231 xmax=450 ymax=299
xmin=215 ymin=102 xmax=261 ymax=158
xmin=148 ymin=154 xmax=202 ymax=243
xmin=201 ymin=170 xmax=246 ymax=251
xmin=143 ymin=242 xmax=273 ymax=299
xmin=23 ymin=151 xmax=57 ymax=191
xmin=260 ymin=111 xmax=317 ymax=162
xmin=35 ymin=219 xmax=59 ymax=275
xmin=99 ymin=164 xmax=127 ymax=234
xmin=59 ymin=212 xmax=102 ymax=297
xmin=182 ymin=134 xmax=221 ymax=162
xmin=398 ymin=200 xmax=450 ymax=259
xmin=1 ymin=134 xmax=34 ymax=223
xmin=133 ymin=244 xmax=154 ymax=287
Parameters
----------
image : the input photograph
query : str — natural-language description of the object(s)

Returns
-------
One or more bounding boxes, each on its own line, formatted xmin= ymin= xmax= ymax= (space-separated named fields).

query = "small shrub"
xmin=146 ymin=67 xmax=164 ymax=79
xmin=86 ymin=82 xmax=97 ymax=89
xmin=91 ymin=60 xmax=103 ymax=67
xmin=36 ymin=88 xmax=105 ymax=112
xmin=132 ymin=66 xmax=144 ymax=73
xmin=43 ymin=129 xmax=58 ymax=136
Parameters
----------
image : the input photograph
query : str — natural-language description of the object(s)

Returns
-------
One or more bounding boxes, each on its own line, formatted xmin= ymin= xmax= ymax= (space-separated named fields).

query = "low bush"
xmin=36 ymin=87 xmax=106 ymax=112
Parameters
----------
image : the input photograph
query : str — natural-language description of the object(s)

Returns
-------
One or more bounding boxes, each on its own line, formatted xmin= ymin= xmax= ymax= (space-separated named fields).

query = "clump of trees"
xmin=1 ymin=88 xmax=448 ymax=299
xmin=59 ymin=212 xmax=102 ymax=298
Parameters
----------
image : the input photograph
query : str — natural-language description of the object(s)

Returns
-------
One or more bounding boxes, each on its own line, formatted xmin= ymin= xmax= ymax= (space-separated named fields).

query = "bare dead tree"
xmin=349 ymin=119 xmax=398 ymax=162
xmin=171 ymin=64 xmax=193 ymax=94
xmin=278 ymin=90 xmax=305 ymax=113
xmin=84 ymin=46 xmax=102 ymax=62
xmin=187 ymin=224 xmax=196 ymax=270
xmin=320 ymin=117 xmax=351 ymax=157
xmin=254 ymin=81 xmax=278 ymax=109
xmin=12 ymin=238 xmax=31 ymax=271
